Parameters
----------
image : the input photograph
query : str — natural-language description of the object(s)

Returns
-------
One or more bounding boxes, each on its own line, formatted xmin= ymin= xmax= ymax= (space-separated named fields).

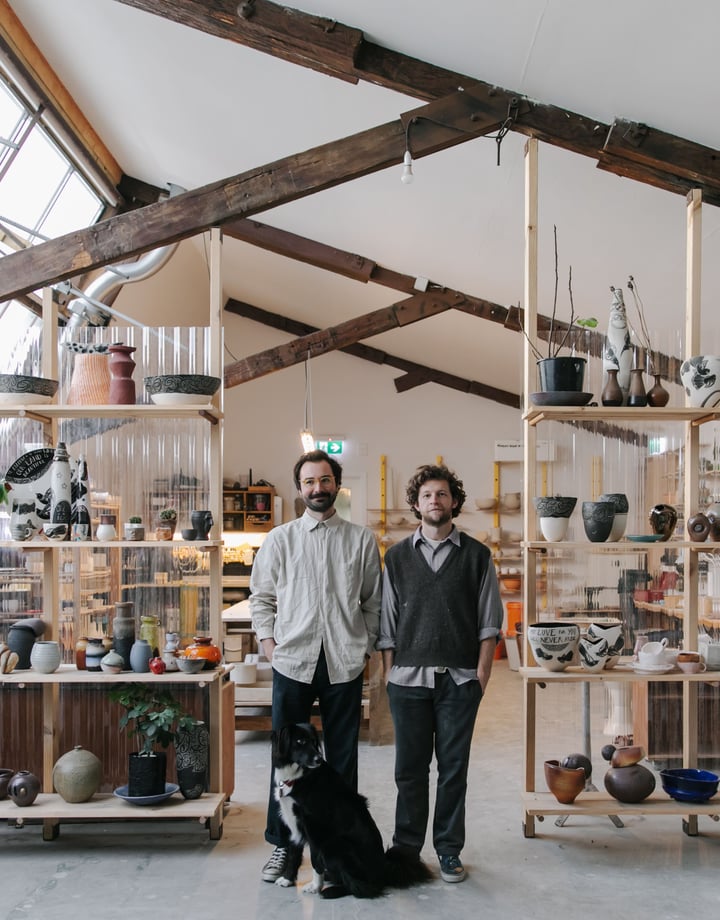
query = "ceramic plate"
xmin=150 ymin=393 xmax=212 ymax=406
xmin=4 ymin=448 xmax=57 ymax=538
xmin=113 ymin=782 xmax=180 ymax=806
xmin=626 ymin=534 xmax=665 ymax=543
xmin=530 ymin=391 xmax=594 ymax=407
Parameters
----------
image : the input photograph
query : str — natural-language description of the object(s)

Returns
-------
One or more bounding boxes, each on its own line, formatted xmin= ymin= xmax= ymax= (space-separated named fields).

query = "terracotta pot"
xmin=544 ymin=759 xmax=586 ymax=804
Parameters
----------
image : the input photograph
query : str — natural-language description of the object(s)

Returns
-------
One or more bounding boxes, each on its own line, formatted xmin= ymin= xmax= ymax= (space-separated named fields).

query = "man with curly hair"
xmin=377 ymin=463 xmax=503 ymax=884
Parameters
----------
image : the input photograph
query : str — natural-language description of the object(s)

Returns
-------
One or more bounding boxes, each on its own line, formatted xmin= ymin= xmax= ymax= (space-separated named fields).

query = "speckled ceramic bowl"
xmin=144 ymin=374 xmax=220 ymax=396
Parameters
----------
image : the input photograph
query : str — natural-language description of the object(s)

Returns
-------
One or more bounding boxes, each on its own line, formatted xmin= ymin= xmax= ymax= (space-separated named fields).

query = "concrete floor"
xmin=2 ymin=661 xmax=719 ymax=919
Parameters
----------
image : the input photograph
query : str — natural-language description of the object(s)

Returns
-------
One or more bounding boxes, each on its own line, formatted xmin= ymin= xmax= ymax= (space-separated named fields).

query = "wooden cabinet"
xmin=222 ymin=486 xmax=274 ymax=532
xmin=520 ymin=149 xmax=718 ymax=837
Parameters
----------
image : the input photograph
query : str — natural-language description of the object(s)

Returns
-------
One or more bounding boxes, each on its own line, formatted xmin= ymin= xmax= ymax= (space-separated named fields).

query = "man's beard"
xmin=421 ymin=508 xmax=453 ymax=527
xmin=304 ymin=491 xmax=336 ymax=513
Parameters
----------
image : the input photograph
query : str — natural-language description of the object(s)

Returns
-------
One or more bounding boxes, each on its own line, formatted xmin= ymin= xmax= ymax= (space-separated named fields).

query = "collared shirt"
xmin=250 ymin=510 xmax=382 ymax=684
xmin=377 ymin=525 xmax=503 ymax=688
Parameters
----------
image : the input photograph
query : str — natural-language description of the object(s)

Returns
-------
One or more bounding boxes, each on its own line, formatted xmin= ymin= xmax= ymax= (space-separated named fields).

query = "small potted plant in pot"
xmin=108 ymin=683 xmax=194 ymax=797
xmin=124 ymin=515 xmax=145 ymax=541
xmin=156 ymin=507 xmax=177 ymax=541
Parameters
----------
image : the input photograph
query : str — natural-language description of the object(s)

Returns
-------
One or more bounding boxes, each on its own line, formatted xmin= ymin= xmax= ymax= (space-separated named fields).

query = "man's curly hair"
xmin=405 ymin=464 xmax=466 ymax=520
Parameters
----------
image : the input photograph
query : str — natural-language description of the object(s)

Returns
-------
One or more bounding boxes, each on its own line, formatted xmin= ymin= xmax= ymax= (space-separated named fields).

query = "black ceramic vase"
xmin=582 ymin=501 xmax=615 ymax=542
xmin=537 ymin=356 xmax=586 ymax=392
xmin=175 ymin=720 xmax=209 ymax=800
xmin=7 ymin=769 xmax=41 ymax=807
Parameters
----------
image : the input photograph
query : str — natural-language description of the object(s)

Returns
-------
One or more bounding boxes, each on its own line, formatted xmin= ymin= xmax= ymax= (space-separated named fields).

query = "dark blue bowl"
xmin=660 ymin=768 xmax=719 ymax=803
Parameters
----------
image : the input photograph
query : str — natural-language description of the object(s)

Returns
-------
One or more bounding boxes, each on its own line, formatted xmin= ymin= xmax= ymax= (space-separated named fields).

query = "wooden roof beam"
xmin=225 ymin=298 xmax=520 ymax=408
xmin=0 ymin=85 xmax=507 ymax=302
xmin=113 ymin=1 xmax=720 ymax=201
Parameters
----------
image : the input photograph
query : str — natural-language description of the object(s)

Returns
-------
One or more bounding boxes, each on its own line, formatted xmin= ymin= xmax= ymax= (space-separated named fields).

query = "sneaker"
xmin=439 ymin=854 xmax=466 ymax=883
xmin=261 ymin=847 xmax=288 ymax=882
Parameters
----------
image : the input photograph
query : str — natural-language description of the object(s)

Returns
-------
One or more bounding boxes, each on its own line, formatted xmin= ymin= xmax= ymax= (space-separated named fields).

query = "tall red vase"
xmin=108 ymin=344 xmax=137 ymax=405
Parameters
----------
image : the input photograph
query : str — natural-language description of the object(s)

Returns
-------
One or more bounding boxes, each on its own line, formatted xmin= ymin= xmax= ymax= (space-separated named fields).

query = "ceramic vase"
xmin=30 ymin=640 xmax=61 ymax=673
xmin=533 ymin=496 xmax=577 ymax=541
xmin=52 ymin=745 xmax=102 ymax=803
xmin=191 ymin=509 xmax=213 ymax=540
xmin=598 ymin=492 xmax=629 ymax=542
xmin=7 ymin=624 xmax=36 ymax=670
xmin=129 ymin=638 xmax=153 ymax=673
xmin=0 ymin=767 xmax=14 ymax=799
xmin=49 ymin=441 xmax=72 ymax=530
xmin=140 ymin=615 xmax=161 ymax=654
xmin=185 ymin=636 xmax=222 ymax=670
xmin=603 ymin=287 xmax=632 ymax=403
xmin=7 ymin=770 xmax=41 ymax=807
xmin=627 ymin=368 xmax=648 ymax=407
xmin=66 ymin=353 xmax=111 ymax=405
xmin=649 ymin=503 xmax=677 ymax=540
xmin=680 ymin=355 xmax=720 ymax=408
xmin=706 ymin=500 xmax=720 ymax=541
xmin=587 ymin=620 xmax=624 ymax=668
xmin=112 ymin=603 xmax=135 ymax=670
xmin=601 ymin=368 xmax=623 ymax=406
xmin=646 ymin=374 xmax=670 ymax=407
xmin=581 ymin=500 xmax=615 ymax=542
xmin=84 ymin=638 xmax=106 ymax=672
xmin=604 ymin=764 xmax=656 ymax=803
xmin=527 ymin=621 xmax=580 ymax=672
xmin=71 ymin=453 xmax=92 ymax=540
xmin=108 ymin=344 xmax=137 ymax=405
xmin=687 ymin=512 xmax=711 ymax=542
xmin=578 ymin=634 xmax=609 ymax=672
xmin=95 ymin=514 xmax=117 ymax=541
xmin=544 ymin=759 xmax=586 ymax=805
xmin=175 ymin=720 xmax=209 ymax=800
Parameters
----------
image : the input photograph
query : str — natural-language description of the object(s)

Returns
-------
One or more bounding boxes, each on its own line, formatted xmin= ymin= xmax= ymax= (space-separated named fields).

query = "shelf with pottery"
xmin=519 ymin=153 xmax=715 ymax=837
xmin=0 ymin=791 xmax=226 ymax=839
xmin=222 ymin=487 xmax=275 ymax=533
xmin=0 ymin=233 xmax=228 ymax=834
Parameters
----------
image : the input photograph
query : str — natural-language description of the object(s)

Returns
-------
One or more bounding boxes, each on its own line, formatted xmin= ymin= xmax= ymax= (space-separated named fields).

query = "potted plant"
xmin=124 ymin=515 xmax=145 ymax=541
xmin=156 ymin=507 xmax=177 ymax=541
xmin=108 ymin=683 xmax=194 ymax=797
xmin=522 ymin=226 xmax=597 ymax=395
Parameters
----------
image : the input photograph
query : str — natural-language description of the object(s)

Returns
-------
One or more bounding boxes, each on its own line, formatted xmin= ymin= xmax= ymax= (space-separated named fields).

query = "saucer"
xmin=113 ymin=782 xmax=179 ymax=806
xmin=632 ymin=663 xmax=674 ymax=674
xmin=626 ymin=534 xmax=665 ymax=543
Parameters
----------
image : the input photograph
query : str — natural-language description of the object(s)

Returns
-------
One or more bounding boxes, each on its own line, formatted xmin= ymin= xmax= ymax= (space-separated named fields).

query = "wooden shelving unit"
xmin=520 ymin=149 xmax=717 ymax=838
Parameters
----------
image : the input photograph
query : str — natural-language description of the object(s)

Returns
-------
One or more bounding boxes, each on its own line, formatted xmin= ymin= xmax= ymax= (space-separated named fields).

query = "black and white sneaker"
xmin=261 ymin=847 xmax=288 ymax=882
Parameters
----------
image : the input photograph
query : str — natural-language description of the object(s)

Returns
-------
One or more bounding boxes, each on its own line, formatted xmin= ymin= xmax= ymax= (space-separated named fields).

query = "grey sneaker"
xmin=439 ymin=854 xmax=466 ymax=883
xmin=261 ymin=846 xmax=288 ymax=882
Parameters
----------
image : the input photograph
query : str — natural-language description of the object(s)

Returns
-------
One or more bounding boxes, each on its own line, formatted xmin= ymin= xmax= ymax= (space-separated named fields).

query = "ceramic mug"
xmin=677 ymin=659 xmax=706 ymax=674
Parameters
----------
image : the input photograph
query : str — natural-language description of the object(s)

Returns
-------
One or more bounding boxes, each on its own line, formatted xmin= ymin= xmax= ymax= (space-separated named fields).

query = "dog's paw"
xmin=301 ymin=871 xmax=324 ymax=895
xmin=274 ymin=877 xmax=295 ymax=888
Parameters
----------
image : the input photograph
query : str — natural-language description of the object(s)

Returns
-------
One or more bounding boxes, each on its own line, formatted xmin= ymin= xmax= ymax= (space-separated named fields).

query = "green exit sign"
xmin=317 ymin=439 xmax=343 ymax=455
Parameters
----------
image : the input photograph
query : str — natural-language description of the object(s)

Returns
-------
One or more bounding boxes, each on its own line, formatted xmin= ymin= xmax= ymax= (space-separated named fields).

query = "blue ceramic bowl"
xmin=660 ymin=768 xmax=719 ymax=803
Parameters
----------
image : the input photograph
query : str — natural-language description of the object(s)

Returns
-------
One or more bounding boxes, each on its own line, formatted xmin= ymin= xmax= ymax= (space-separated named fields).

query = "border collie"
xmin=271 ymin=722 xmax=431 ymax=899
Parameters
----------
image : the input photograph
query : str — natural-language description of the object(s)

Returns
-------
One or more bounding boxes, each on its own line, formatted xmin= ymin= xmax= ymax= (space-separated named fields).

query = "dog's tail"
xmin=383 ymin=844 xmax=433 ymax=888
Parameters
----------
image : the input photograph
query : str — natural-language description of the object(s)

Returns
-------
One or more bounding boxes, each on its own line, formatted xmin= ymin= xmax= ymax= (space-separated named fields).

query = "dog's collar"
xmin=276 ymin=778 xmax=297 ymax=796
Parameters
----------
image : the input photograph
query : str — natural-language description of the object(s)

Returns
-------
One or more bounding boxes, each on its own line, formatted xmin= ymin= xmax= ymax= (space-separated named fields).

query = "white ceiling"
xmin=7 ymin=0 xmax=720 ymax=400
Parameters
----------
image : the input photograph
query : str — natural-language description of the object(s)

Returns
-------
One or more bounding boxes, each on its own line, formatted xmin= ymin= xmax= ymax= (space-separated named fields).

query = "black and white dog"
xmin=271 ymin=722 xmax=431 ymax=899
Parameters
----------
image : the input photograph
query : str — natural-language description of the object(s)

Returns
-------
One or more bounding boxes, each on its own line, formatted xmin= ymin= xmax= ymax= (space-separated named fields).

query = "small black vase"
xmin=175 ymin=720 xmax=209 ymax=800
xmin=649 ymin=504 xmax=677 ymax=541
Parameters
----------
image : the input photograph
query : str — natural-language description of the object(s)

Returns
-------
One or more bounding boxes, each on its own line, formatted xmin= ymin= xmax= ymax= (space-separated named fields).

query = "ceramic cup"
xmin=677 ymin=659 xmax=706 ymax=674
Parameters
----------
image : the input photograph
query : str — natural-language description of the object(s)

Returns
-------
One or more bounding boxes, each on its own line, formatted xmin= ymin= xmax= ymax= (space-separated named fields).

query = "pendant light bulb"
xmin=401 ymin=149 xmax=414 ymax=184
xmin=300 ymin=429 xmax=315 ymax=452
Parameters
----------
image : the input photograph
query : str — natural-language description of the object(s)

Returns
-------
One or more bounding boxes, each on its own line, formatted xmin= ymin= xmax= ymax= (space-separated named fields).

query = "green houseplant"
xmin=109 ymin=683 xmax=194 ymax=796
xmin=155 ymin=507 xmax=177 ymax=541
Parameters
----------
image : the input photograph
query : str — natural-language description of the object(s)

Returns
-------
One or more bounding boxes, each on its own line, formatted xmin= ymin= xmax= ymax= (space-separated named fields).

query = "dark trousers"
xmin=387 ymin=673 xmax=482 ymax=856
xmin=265 ymin=646 xmax=364 ymax=845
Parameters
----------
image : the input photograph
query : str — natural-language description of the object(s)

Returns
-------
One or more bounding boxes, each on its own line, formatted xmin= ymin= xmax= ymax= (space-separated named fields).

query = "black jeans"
xmin=387 ymin=672 xmax=482 ymax=856
xmin=264 ymin=646 xmax=364 ymax=846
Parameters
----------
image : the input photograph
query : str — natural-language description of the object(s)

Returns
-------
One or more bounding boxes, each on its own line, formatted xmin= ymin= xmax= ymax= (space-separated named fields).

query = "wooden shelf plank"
xmin=523 ymin=790 xmax=720 ymax=818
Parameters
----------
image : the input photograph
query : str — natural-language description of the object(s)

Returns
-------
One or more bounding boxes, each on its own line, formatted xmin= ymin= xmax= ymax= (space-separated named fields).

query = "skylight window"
xmin=0 ymin=71 xmax=105 ymax=371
